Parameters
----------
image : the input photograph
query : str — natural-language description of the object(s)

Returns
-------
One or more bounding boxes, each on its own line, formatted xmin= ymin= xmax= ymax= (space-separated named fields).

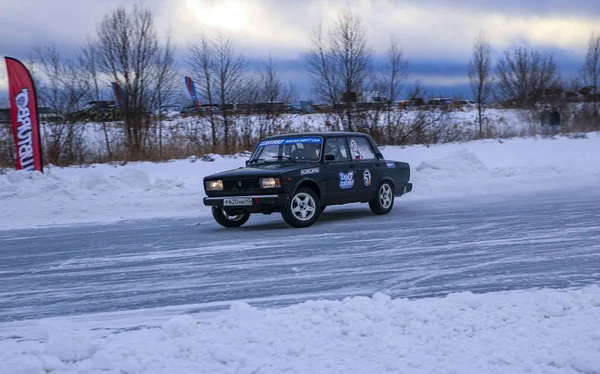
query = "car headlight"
xmin=260 ymin=177 xmax=281 ymax=188
xmin=205 ymin=179 xmax=223 ymax=191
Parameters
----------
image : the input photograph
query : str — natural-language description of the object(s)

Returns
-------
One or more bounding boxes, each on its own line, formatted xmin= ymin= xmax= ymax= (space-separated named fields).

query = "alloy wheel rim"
xmin=223 ymin=209 xmax=246 ymax=221
xmin=379 ymin=184 xmax=392 ymax=208
xmin=291 ymin=193 xmax=316 ymax=221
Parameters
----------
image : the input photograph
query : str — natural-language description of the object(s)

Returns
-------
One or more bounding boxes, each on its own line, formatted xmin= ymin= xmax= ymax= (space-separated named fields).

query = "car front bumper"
xmin=203 ymin=194 xmax=290 ymax=209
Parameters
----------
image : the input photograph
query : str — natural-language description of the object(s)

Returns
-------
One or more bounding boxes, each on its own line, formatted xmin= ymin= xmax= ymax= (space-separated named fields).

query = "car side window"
xmin=324 ymin=137 xmax=350 ymax=161
xmin=289 ymin=143 xmax=320 ymax=161
xmin=349 ymin=137 xmax=376 ymax=160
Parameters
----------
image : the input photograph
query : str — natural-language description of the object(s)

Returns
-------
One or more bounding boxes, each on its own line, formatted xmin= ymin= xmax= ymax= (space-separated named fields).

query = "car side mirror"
xmin=245 ymin=160 xmax=250 ymax=166
xmin=325 ymin=154 xmax=335 ymax=161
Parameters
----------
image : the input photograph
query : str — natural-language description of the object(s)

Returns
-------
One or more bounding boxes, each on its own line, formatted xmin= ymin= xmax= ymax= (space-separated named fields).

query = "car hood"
xmin=204 ymin=163 xmax=312 ymax=180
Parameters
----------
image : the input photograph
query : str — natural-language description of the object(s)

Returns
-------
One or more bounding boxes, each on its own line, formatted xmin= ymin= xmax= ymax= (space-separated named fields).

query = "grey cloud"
xmin=1 ymin=0 xmax=598 ymax=102
xmin=373 ymin=0 xmax=600 ymax=17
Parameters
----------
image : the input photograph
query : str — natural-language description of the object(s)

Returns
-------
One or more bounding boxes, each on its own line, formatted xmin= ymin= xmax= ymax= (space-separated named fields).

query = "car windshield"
xmin=249 ymin=136 xmax=323 ymax=163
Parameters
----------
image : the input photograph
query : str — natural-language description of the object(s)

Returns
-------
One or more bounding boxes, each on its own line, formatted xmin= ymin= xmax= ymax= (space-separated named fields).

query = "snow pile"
xmin=42 ymin=323 xmax=97 ymax=362
xmin=78 ymin=170 xmax=113 ymax=191
xmin=0 ymin=165 xmax=197 ymax=229
xmin=2 ymin=168 xmax=162 ymax=197
xmin=416 ymin=148 xmax=489 ymax=176
xmin=78 ymin=169 xmax=155 ymax=191
xmin=383 ymin=133 xmax=600 ymax=199
xmin=413 ymin=149 xmax=492 ymax=195
xmin=1 ymin=133 xmax=600 ymax=230
xmin=2 ymin=286 xmax=600 ymax=374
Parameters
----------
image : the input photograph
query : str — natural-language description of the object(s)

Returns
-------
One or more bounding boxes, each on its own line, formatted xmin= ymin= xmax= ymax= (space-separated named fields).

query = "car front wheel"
xmin=281 ymin=188 xmax=320 ymax=228
xmin=369 ymin=181 xmax=394 ymax=215
xmin=212 ymin=207 xmax=250 ymax=228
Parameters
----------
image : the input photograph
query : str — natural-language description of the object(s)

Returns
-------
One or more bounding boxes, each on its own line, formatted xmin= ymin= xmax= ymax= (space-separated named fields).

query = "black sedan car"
xmin=203 ymin=132 xmax=412 ymax=228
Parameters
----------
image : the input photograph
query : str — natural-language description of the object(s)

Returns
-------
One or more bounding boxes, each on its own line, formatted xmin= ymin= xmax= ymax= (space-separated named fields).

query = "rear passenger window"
xmin=324 ymin=137 xmax=350 ymax=161
xmin=349 ymin=137 xmax=376 ymax=160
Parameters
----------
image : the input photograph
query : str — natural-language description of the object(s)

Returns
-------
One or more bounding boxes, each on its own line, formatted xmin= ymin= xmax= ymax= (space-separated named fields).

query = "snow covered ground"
xmin=3 ymin=286 xmax=600 ymax=374
xmin=2 ymin=132 xmax=600 ymax=374
xmin=62 ymin=107 xmax=534 ymax=144
xmin=1 ymin=131 xmax=599 ymax=231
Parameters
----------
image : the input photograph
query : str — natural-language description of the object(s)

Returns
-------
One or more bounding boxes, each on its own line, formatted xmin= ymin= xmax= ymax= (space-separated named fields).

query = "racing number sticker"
xmin=363 ymin=169 xmax=371 ymax=186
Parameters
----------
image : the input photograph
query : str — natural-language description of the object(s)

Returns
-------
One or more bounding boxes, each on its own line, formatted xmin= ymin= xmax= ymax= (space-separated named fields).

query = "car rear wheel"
xmin=212 ymin=207 xmax=250 ymax=228
xmin=282 ymin=188 xmax=320 ymax=228
xmin=369 ymin=181 xmax=394 ymax=215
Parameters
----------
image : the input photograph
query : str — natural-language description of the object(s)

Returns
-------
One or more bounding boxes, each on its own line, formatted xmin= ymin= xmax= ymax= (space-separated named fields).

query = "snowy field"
xmin=1 ymin=131 xmax=600 ymax=374
xmin=3 ymin=286 xmax=600 ymax=374
xmin=1 ymin=131 xmax=599 ymax=231
xmin=60 ymin=107 xmax=534 ymax=142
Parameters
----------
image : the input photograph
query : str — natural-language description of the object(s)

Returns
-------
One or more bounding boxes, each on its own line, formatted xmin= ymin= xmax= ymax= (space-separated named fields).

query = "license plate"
xmin=223 ymin=197 xmax=253 ymax=206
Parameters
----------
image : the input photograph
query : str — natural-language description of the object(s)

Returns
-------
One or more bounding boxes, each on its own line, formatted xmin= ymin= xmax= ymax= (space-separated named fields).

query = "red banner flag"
xmin=111 ymin=81 xmax=125 ymax=107
xmin=5 ymin=56 xmax=43 ymax=172
xmin=184 ymin=76 xmax=201 ymax=113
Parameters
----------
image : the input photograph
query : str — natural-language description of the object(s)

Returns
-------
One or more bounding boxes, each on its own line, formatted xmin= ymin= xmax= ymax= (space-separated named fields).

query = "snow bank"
xmin=1 ymin=133 xmax=600 ymax=230
xmin=382 ymin=132 xmax=600 ymax=199
xmin=2 ymin=286 xmax=599 ymax=374
xmin=0 ymin=156 xmax=246 ymax=230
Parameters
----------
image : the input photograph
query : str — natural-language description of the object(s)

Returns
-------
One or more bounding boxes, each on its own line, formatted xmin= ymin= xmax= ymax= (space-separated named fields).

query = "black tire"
xmin=369 ymin=181 xmax=395 ymax=215
xmin=212 ymin=207 xmax=250 ymax=228
xmin=281 ymin=187 xmax=321 ymax=228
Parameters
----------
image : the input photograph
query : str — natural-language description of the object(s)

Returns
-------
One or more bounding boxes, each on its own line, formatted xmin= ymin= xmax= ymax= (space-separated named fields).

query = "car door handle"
xmin=349 ymin=164 xmax=355 ymax=169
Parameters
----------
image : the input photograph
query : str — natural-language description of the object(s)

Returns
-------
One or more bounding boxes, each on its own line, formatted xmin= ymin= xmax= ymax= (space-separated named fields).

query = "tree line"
xmin=2 ymin=3 xmax=600 ymax=168
xmin=468 ymin=30 xmax=600 ymax=137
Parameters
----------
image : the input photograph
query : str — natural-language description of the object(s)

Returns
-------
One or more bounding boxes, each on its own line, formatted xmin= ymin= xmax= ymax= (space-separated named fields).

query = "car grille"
xmin=223 ymin=178 xmax=261 ymax=191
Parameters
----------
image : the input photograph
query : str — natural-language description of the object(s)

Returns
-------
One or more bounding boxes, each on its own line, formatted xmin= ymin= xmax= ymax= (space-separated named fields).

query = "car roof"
xmin=262 ymin=131 xmax=373 ymax=140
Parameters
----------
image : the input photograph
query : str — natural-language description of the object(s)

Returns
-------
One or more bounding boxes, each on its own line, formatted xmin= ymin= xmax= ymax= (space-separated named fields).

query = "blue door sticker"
xmin=339 ymin=171 xmax=355 ymax=189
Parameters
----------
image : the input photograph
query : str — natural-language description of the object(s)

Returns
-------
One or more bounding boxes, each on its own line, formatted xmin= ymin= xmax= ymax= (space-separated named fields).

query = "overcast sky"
xmin=1 ymin=0 xmax=599 ymax=105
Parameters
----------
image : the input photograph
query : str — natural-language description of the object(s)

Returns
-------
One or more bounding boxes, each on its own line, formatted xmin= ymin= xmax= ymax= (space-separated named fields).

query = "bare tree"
xmin=581 ymin=31 xmax=600 ymax=116
xmin=330 ymin=6 xmax=372 ymax=104
xmin=0 ymin=119 xmax=15 ymax=168
xmin=95 ymin=4 xmax=161 ymax=159
xmin=31 ymin=44 xmax=90 ymax=165
xmin=305 ymin=20 xmax=340 ymax=105
xmin=495 ymin=46 xmax=562 ymax=107
xmin=468 ymin=31 xmax=493 ymax=138
xmin=188 ymin=34 xmax=218 ymax=152
xmin=187 ymin=32 xmax=248 ymax=153
xmin=215 ymin=34 xmax=248 ymax=152
xmin=305 ymin=5 xmax=373 ymax=131
xmin=259 ymin=55 xmax=295 ymax=103
xmin=383 ymin=36 xmax=409 ymax=105
xmin=252 ymin=55 xmax=296 ymax=139
xmin=80 ymin=38 xmax=114 ymax=160
xmin=406 ymin=79 xmax=428 ymax=100
xmin=565 ymin=76 xmax=583 ymax=92
xmin=32 ymin=44 xmax=90 ymax=117
xmin=236 ymin=77 xmax=261 ymax=150
xmin=152 ymin=31 xmax=178 ymax=158
xmin=381 ymin=36 xmax=409 ymax=137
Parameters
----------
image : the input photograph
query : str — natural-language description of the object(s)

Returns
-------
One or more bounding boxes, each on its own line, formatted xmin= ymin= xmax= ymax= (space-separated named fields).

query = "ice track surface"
xmin=1 ymin=187 xmax=600 ymax=324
